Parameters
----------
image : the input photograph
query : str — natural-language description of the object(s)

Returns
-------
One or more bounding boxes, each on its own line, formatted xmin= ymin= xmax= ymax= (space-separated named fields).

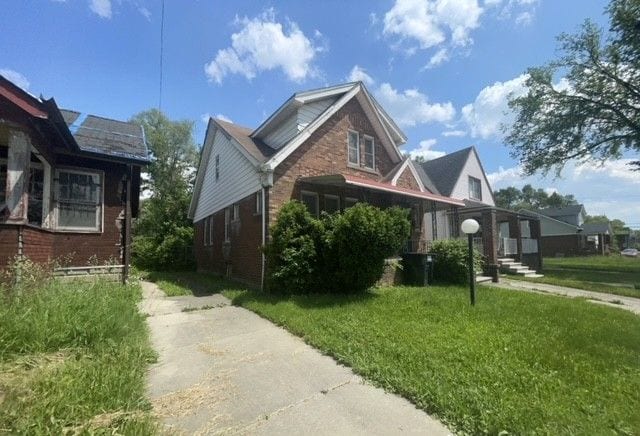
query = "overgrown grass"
xmin=225 ymin=285 xmax=640 ymax=435
xmin=0 ymin=279 xmax=157 ymax=434
xmin=544 ymin=255 xmax=640 ymax=273
xmin=141 ymin=270 xmax=244 ymax=296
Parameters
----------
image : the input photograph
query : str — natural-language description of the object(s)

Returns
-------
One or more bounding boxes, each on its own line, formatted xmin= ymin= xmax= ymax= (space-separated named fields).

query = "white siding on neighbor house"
xmin=193 ymin=129 xmax=261 ymax=223
xmin=262 ymin=112 xmax=299 ymax=149
xmin=297 ymin=97 xmax=337 ymax=128
xmin=450 ymin=152 xmax=495 ymax=206
xmin=539 ymin=216 xmax=579 ymax=236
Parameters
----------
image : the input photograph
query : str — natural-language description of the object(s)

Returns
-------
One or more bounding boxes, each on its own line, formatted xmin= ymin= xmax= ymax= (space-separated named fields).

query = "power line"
xmin=158 ymin=0 xmax=165 ymax=112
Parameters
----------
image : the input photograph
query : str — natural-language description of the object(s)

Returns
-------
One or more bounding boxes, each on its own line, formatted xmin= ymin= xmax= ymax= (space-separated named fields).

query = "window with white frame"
xmin=347 ymin=130 xmax=359 ymax=166
xmin=469 ymin=176 xmax=482 ymax=201
xmin=363 ymin=136 xmax=375 ymax=170
xmin=224 ymin=208 xmax=230 ymax=242
xmin=215 ymin=154 xmax=220 ymax=181
xmin=324 ymin=194 xmax=340 ymax=214
xmin=55 ymin=169 xmax=102 ymax=231
xmin=255 ymin=191 xmax=262 ymax=215
xmin=301 ymin=191 xmax=319 ymax=217
xmin=233 ymin=203 xmax=240 ymax=221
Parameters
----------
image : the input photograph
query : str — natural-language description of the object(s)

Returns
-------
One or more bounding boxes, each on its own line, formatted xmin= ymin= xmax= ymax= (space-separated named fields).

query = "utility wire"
xmin=159 ymin=0 xmax=165 ymax=112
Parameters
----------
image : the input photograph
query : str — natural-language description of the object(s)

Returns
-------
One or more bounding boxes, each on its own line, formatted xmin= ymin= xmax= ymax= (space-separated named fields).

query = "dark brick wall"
xmin=0 ymin=226 xmax=19 ymax=267
xmin=194 ymin=191 xmax=263 ymax=285
xmin=541 ymin=234 xmax=583 ymax=257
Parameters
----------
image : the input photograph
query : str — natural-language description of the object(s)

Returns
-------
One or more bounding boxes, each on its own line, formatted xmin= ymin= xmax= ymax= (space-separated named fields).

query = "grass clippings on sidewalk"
xmin=0 ymin=279 xmax=157 ymax=435
xmin=224 ymin=284 xmax=640 ymax=435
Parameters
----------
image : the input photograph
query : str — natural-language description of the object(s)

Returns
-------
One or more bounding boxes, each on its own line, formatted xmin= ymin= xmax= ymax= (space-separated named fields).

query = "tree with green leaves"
xmin=494 ymin=184 xmax=577 ymax=210
xmin=130 ymin=109 xmax=199 ymax=270
xmin=506 ymin=0 xmax=640 ymax=175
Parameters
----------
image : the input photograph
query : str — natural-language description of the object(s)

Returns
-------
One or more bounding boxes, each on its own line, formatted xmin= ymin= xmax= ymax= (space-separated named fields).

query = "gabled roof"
xmin=214 ymin=118 xmax=274 ymax=163
xmin=582 ymin=222 xmax=613 ymax=235
xmin=380 ymin=157 xmax=425 ymax=192
xmin=59 ymin=110 xmax=149 ymax=162
xmin=518 ymin=209 xmax=581 ymax=232
xmin=536 ymin=204 xmax=586 ymax=218
xmin=411 ymin=161 xmax=440 ymax=195
xmin=417 ymin=147 xmax=473 ymax=197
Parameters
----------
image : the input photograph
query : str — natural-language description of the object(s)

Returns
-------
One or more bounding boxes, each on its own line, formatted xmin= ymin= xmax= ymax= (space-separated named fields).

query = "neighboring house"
xmin=416 ymin=147 xmax=543 ymax=274
xmin=0 ymin=75 xmax=149 ymax=276
xmin=520 ymin=206 xmax=614 ymax=256
xmin=189 ymin=82 xmax=464 ymax=287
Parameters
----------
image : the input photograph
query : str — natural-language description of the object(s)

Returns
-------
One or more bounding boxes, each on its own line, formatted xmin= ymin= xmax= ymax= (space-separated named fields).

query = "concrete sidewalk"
xmin=140 ymin=281 xmax=451 ymax=435
xmin=486 ymin=278 xmax=640 ymax=315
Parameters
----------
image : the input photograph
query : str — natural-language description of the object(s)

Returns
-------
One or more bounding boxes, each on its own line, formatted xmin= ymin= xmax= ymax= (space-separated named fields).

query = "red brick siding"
xmin=23 ymin=228 xmax=54 ymax=263
xmin=395 ymin=166 xmax=421 ymax=191
xmin=194 ymin=191 xmax=263 ymax=285
xmin=541 ymin=234 xmax=583 ymax=257
xmin=269 ymin=97 xmax=399 ymax=227
xmin=0 ymin=225 xmax=18 ymax=267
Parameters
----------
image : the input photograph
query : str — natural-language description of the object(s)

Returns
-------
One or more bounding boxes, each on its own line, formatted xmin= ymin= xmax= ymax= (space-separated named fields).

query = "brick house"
xmin=0 ymin=75 xmax=149 ymax=277
xmin=189 ymin=82 xmax=465 ymax=288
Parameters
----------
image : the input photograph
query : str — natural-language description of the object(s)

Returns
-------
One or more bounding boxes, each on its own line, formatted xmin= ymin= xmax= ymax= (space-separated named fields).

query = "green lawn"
xmin=510 ymin=256 xmax=640 ymax=298
xmin=0 ymin=279 xmax=157 ymax=434
xmin=141 ymin=270 xmax=246 ymax=296
xmin=224 ymin=285 xmax=640 ymax=435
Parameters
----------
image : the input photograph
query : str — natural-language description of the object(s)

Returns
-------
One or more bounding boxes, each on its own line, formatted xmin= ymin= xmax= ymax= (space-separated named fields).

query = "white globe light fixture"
xmin=461 ymin=218 xmax=480 ymax=235
xmin=460 ymin=218 xmax=480 ymax=305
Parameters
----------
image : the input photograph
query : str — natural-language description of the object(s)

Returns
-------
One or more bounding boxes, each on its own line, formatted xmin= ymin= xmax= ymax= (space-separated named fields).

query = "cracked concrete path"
xmin=140 ymin=281 xmax=451 ymax=435
xmin=486 ymin=278 xmax=640 ymax=315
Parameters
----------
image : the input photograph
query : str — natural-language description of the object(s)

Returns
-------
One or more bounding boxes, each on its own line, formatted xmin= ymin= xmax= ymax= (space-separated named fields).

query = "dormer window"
xmin=469 ymin=176 xmax=482 ymax=201
xmin=347 ymin=130 xmax=359 ymax=166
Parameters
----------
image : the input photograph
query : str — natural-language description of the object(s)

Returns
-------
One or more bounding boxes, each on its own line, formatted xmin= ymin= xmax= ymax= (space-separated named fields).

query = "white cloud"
xmin=204 ymin=9 xmax=319 ymax=84
xmin=201 ymin=113 xmax=233 ymax=124
xmin=442 ymin=129 xmax=467 ymax=137
xmin=487 ymin=158 xmax=640 ymax=226
xmin=90 ymin=0 xmax=112 ymax=18
xmin=409 ymin=139 xmax=447 ymax=160
xmin=215 ymin=113 xmax=232 ymax=123
xmin=383 ymin=0 xmax=483 ymax=50
xmin=375 ymin=82 xmax=456 ymax=127
xmin=0 ymin=68 xmax=30 ymax=90
xmin=489 ymin=0 xmax=539 ymax=26
xmin=462 ymin=73 xmax=528 ymax=139
xmin=138 ymin=6 xmax=151 ymax=20
xmin=425 ymin=48 xmax=449 ymax=69
xmin=347 ymin=65 xmax=375 ymax=86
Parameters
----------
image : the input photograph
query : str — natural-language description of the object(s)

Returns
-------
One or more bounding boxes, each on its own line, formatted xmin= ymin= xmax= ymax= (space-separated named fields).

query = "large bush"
xmin=265 ymin=201 xmax=410 ymax=294
xmin=429 ymin=239 xmax=484 ymax=284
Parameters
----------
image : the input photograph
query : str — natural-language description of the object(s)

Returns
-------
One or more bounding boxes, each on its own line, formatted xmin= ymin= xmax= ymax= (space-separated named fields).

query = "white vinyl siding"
xmin=193 ymin=129 xmax=261 ymax=223
xmin=297 ymin=97 xmax=337 ymax=128
xmin=450 ymin=151 xmax=495 ymax=206
xmin=263 ymin=112 xmax=299 ymax=149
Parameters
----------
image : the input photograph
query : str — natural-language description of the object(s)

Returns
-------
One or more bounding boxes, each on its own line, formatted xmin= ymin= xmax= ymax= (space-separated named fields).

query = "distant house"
xmin=520 ymin=205 xmax=614 ymax=256
xmin=416 ymin=147 xmax=542 ymax=275
xmin=189 ymin=82 xmax=465 ymax=287
xmin=0 ymin=75 xmax=149 ymax=276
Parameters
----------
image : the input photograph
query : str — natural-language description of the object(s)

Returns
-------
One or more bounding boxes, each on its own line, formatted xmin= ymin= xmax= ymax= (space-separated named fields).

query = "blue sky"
xmin=2 ymin=0 xmax=639 ymax=228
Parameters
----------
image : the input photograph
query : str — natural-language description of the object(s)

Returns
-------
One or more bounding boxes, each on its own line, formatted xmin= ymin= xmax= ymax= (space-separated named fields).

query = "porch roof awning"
xmin=300 ymin=174 xmax=466 ymax=207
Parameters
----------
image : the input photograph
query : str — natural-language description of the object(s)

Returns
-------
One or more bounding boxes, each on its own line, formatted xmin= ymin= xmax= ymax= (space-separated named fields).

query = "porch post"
xmin=431 ymin=201 xmax=437 ymax=241
xmin=481 ymin=209 xmax=499 ymax=282
xmin=507 ymin=215 xmax=522 ymax=262
xmin=530 ymin=218 xmax=543 ymax=272
xmin=6 ymin=130 xmax=31 ymax=223
xmin=453 ymin=207 xmax=460 ymax=238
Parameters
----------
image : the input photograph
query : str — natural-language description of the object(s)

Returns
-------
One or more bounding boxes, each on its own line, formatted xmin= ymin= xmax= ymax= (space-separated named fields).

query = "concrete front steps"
xmin=498 ymin=258 xmax=544 ymax=278
xmin=476 ymin=274 xmax=493 ymax=284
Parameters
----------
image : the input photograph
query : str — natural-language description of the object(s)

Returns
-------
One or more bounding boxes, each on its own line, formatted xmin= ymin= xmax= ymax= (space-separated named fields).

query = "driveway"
xmin=140 ymin=281 xmax=451 ymax=435
xmin=487 ymin=278 xmax=640 ymax=315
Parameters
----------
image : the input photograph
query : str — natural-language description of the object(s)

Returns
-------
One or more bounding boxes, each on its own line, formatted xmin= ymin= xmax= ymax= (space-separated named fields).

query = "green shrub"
xmin=265 ymin=201 xmax=410 ymax=294
xmin=132 ymin=225 xmax=195 ymax=271
xmin=265 ymin=201 xmax=325 ymax=294
xmin=429 ymin=239 xmax=483 ymax=284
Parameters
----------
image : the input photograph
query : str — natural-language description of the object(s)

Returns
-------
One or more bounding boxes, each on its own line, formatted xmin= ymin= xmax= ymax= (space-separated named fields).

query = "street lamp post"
xmin=461 ymin=218 xmax=480 ymax=306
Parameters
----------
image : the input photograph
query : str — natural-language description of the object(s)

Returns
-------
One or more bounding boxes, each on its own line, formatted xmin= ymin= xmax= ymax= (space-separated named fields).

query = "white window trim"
xmin=215 ymin=154 xmax=220 ymax=181
xmin=301 ymin=190 xmax=319 ymax=217
xmin=363 ymin=135 xmax=375 ymax=170
xmin=324 ymin=194 xmax=340 ymax=213
xmin=469 ymin=176 xmax=482 ymax=201
xmin=347 ymin=130 xmax=360 ymax=166
xmin=54 ymin=167 xmax=104 ymax=233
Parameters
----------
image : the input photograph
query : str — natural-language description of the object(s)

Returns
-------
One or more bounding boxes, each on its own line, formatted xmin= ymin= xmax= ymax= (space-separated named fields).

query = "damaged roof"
xmin=60 ymin=109 xmax=150 ymax=162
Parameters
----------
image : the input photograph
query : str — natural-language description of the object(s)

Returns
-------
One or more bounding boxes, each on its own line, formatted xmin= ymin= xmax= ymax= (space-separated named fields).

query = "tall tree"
xmin=505 ymin=0 xmax=640 ymax=175
xmin=494 ymin=185 xmax=578 ymax=210
xmin=494 ymin=186 xmax=522 ymax=209
xmin=130 ymin=110 xmax=199 ymax=270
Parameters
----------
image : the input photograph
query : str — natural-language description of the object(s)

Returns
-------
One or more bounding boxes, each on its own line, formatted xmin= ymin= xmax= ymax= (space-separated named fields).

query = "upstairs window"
xmin=363 ymin=136 xmax=375 ymax=170
xmin=215 ymin=154 xmax=220 ymax=181
xmin=55 ymin=169 xmax=102 ymax=231
xmin=347 ymin=131 xmax=360 ymax=166
xmin=469 ymin=176 xmax=482 ymax=201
